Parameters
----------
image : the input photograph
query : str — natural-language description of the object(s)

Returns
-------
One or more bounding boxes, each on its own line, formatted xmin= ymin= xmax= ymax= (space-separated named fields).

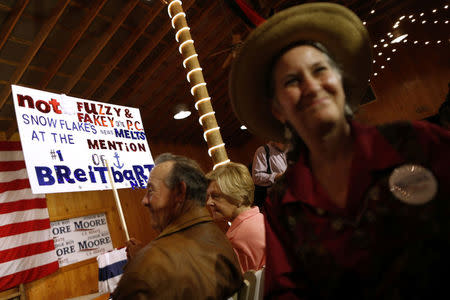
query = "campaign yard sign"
xmin=11 ymin=85 xmax=154 ymax=194
xmin=51 ymin=213 xmax=113 ymax=267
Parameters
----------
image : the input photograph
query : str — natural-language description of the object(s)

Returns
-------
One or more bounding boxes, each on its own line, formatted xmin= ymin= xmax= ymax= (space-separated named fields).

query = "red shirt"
xmin=264 ymin=121 xmax=450 ymax=299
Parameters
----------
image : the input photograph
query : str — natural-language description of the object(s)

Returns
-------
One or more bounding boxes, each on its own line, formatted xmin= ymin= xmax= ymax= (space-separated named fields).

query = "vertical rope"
xmin=167 ymin=1 xmax=230 ymax=170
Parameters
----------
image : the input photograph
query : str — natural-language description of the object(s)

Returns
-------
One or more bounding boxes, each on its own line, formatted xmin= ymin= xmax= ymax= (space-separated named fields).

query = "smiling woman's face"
xmin=271 ymin=45 xmax=346 ymax=138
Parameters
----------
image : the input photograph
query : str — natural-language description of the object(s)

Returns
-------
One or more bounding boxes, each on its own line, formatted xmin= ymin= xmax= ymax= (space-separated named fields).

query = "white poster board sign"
xmin=51 ymin=213 xmax=113 ymax=267
xmin=11 ymin=85 xmax=154 ymax=194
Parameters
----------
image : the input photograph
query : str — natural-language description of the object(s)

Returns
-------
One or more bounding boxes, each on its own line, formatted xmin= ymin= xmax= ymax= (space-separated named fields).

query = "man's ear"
xmin=174 ymin=181 xmax=187 ymax=203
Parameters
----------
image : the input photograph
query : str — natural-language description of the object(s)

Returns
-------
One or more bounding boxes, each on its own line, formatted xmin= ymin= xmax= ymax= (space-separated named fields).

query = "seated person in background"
xmin=252 ymin=141 xmax=287 ymax=208
xmin=113 ymin=153 xmax=242 ymax=299
xmin=206 ymin=162 xmax=266 ymax=273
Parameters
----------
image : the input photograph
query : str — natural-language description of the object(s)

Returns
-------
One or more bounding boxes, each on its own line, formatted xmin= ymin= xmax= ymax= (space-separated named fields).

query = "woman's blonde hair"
xmin=206 ymin=162 xmax=255 ymax=207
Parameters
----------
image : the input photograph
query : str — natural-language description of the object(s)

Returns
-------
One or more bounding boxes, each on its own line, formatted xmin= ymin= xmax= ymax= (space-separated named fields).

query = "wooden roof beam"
xmin=98 ymin=0 xmax=195 ymax=103
xmin=137 ymin=9 xmax=228 ymax=120
xmin=0 ymin=0 xmax=29 ymax=52
xmin=181 ymin=52 xmax=247 ymax=143
xmin=155 ymin=41 xmax=234 ymax=141
xmin=174 ymin=73 xmax=229 ymax=142
xmin=207 ymin=79 xmax=243 ymax=136
xmin=0 ymin=0 xmax=71 ymax=110
xmin=146 ymin=63 xmax=227 ymax=142
xmin=135 ymin=34 xmax=223 ymax=119
xmin=62 ymin=0 xmax=140 ymax=93
xmin=39 ymin=0 xmax=108 ymax=89
xmin=82 ymin=4 xmax=164 ymax=99
xmin=143 ymin=49 xmax=229 ymax=139
xmin=113 ymin=0 xmax=211 ymax=105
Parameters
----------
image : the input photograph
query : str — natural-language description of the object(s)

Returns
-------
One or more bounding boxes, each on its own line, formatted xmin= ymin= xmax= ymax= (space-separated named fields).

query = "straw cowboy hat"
xmin=229 ymin=2 xmax=372 ymax=142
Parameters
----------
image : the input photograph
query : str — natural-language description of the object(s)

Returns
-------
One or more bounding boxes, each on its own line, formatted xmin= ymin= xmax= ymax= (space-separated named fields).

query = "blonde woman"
xmin=206 ymin=162 xmax=265 ymax=273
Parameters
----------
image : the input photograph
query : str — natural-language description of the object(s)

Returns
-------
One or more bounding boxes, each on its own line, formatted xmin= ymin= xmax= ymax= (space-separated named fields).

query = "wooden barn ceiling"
xmin=0 ymin=0 xmax=446 ymax=146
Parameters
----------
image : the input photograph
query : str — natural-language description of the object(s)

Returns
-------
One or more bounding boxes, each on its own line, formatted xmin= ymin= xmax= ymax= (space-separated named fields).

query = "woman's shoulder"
xmin=230 ymin=212 xmax=265 ymax=237
xmin=237 ymin=211 xmax=265 ymax=230
xmin=410 ymin=120 xmax=450 ymax=142
xmin=376 ymin=120 xmax=450 ymax=141
xmin=375 ymin=120 xmax=450 ymax=159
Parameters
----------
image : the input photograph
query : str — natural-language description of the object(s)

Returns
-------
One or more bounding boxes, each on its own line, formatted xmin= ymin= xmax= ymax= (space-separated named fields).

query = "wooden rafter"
xmin=0 ymin=0 xmax=28 ymax=52
xmin=143 ymin=19 xmax=235 ymax=137
xmin=98 ymin=0 xmax=196 ymax=103
xmin=181 ymin=52 xmax=239 ymax=142
xmin=39 ymin=0 xmax=108 ymax=89
xmin=62 ymin=0 xmax=140 ymax=93
xmin=139 ymin=12 xmax=228 ymax=128
xmin=82 ymin=4 xmax=164 ymax=99
xmin=119 ymin=0 xmax=218 ymax=107
xmin=173 ymin=68 xmax=229 ymax=142
xmin=172 ymin=68 xmax=229 ymax=142
xmin=0 ymin=0 xmax=71 ymax=109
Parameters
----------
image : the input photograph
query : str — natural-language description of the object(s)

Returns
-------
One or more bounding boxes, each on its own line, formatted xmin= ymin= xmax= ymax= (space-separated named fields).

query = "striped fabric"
xmin=0 ymin=141 xmax=59 ymax=292
xmin=97 ymin=247 xmax=127 ymax=294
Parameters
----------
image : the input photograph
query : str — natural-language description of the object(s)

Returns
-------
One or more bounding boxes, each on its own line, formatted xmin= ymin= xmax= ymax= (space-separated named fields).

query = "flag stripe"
xmin=0 ymin=161 xmax=26 ymax=172
xmin=97 ymin=248 xmax=127 ymax=293
xmin=0 ymin=178 xmax=30 ymax=193
xmin=0 ymin=208 xmax=50 ymax=227
xmin=99 ymin=259 xmax=127 ymax=280
xmin=0 ymin=188 xmax=43 ymax=204
xmin=0 ymin=198 xmax=47 ymax=214
xmin=0 ymin=229 xmax=53 ymax=251
xmin=0 ymin=141 xmax=22 ymax=151
xmin=0 ymin=250 xmax=58 ymax=277
xmin=0 ymin=219 xmax=50 ymax=237
xmin=0 ymin=261 xmax=59 ymax=291
xmin=0 ymin=142 xmax=58 ymax=292
xmin=0 ymin=240 xmax=55 ymax=264
xmin=0 ymin=150 xmax=24 ymax=162
xmin=0 ymin=169 xmax=28 ymax=183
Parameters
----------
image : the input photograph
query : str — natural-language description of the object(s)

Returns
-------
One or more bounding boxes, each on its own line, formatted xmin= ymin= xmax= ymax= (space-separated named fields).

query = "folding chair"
xmin=228 ymin=267 xmax=266 ymax=300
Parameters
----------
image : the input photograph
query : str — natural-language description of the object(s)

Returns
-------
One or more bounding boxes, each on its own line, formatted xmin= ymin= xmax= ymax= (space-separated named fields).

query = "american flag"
xmin=0 ymin=141 xmax=58 ymax=291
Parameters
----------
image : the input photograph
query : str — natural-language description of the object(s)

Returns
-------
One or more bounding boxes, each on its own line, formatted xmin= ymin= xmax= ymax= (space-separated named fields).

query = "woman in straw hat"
xmin=229 ymin=2 xmax=450 ymax=299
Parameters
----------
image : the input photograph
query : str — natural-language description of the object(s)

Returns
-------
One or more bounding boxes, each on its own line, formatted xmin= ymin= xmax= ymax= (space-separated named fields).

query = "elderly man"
xmin=113 ymin=153 xmax=242 ymax=299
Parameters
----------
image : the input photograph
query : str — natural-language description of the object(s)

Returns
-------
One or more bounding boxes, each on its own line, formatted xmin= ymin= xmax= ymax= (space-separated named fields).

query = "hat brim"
xmin=229 ymin=3 xmax=372 ymax=142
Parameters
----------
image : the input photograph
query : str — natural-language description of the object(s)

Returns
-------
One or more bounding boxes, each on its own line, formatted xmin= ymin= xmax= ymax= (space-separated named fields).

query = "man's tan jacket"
xmin=113 ymin=206 xmax=242 ymax=299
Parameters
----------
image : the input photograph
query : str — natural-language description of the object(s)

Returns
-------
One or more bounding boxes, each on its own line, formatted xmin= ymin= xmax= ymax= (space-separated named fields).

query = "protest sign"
xmin=51 ymin=213 xmax=114 ymax=267
xmin=11 ymin=85 xmax=154 ymax=194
